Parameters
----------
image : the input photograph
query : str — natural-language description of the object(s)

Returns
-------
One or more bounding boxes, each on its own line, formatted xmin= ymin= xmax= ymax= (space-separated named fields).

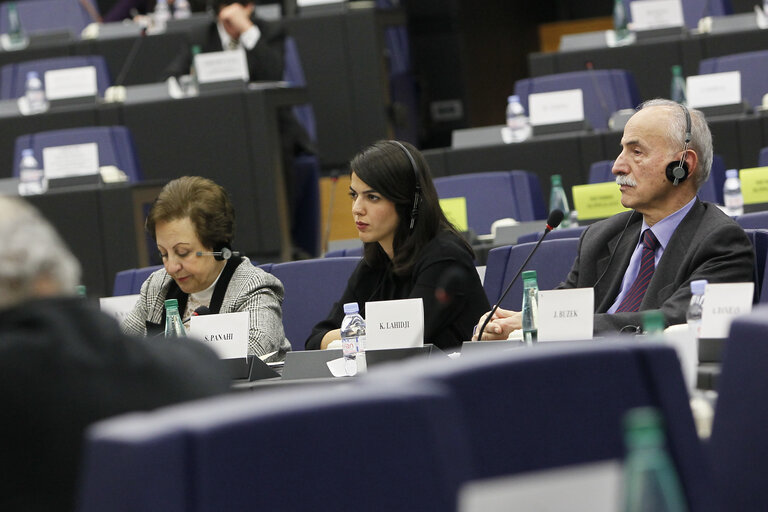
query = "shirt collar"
xmin=640 ymin=196 xmax=697 ymax=250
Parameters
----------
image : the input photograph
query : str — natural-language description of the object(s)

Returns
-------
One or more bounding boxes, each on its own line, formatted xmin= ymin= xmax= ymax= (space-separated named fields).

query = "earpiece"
xmin=666 ymin=103 xmax=692 ymax=186
xmin=391 ymin=141 xmax=421 ymax=230
xmin=196 ymin=242 xmax=240 ymax=260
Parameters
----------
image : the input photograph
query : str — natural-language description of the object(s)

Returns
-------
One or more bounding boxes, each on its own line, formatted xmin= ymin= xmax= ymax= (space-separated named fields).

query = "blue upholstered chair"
xmin=622 ymin=0 xmax=731 ymax=30
xmin=14 ymin=126 xmax=142 ymax=183
xmin=434 ymin=171 xmax=547 ymax=235
xmin=744 ymin=229 xmax=768 ymax=303
xmin=737 ymin=212 xmax=768 ymax=230
xmin=0 ymin=55 xmax=111 ymax=100
xmin=484 ymin=238 xmax=579 ymax=310
xmin=514 ymin=69 xmax=641 ymax=131
xmin=324 ymin=246 xmax=364 ymax=258
xmin=588 ymin=159 xmax=615 ymax=184
xmin=516 ymin=225 xmax=586 ymax=244
xmin=268 ymin=257 xmax=361 ymax=350
xmin=77 ymin=383 xmax=473 ymax=512
xmin=699 ymin=49 xmax=768 ymax=110
xmin=0 ymin=0 xmax=99 ymax=37
xmin=759 ymin=146 xmax=768 ymax=167
xmin=366 ymin=341 xmax=712 ymax=511
xmin=284 ymin=36 xmax=321 ymax=257
xmin=708 ymin=308 xmax=768 ymax=510
xmin=112 ymin=265 xmax=162 ymax=296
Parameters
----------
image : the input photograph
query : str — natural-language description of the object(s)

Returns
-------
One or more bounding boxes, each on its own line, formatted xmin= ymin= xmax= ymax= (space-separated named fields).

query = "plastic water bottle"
xmin=24 ymin=71 xmax=48 ymax=114
xmin=504 ymin=95 xmax=532 ymax=143
xmin=17 ymin=149 xmax=47 ymax=196
xmin=686 ymin=279 xmax=707 ymax=340
xmin=152 ymin=0 xmax=171 ymax=30
xmin=521 ymin=270 xmax=539 ymax=344
xmin=549 ymin=174 xmax=571 ymax=228
xmin=670 ymin=65 xmax=687 ymax=106
xmin=340 ymin=302 xmax=366 ymax=376
xmin=613 ymin=0 xmax=630 ymax=43
xmin=164 ymin=298 xmax=186 ymax=338
xmin=723 ymin=169 xmax=744 ymax=217
xmin=173 ymin=0 xmax=191 ymax=19
xmin=621 ymin=407 xmax=687 ymax=512
xmin=642 ymin=310 xmax=666 ymax=337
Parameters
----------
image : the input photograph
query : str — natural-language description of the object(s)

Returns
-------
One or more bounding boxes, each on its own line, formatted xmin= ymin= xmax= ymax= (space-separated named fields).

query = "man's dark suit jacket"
xmin=562 ymin=199 xmax=755 ymax=333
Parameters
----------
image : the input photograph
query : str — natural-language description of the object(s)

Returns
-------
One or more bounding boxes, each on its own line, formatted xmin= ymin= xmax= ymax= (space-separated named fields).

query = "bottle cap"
xmin=671 ymin=64 xmax=682 ymax=76
xmin=76 ymin=284 xmax=87 ymax=297
xmin=507 ymin=95 xmax=519 ymax=103
xmin=26 ymin=71 xmax=39 ymax=80
xmin=623 ymin=406 xmax=665 ymax=447
xmin=550 ymin=174 xmax=562 ymax=186
xmin=21 ymin=148 xmax=33 ymax=158
xmin=191 ymin=44 xmax=201 ymax=55
xmin=725 ymin=169 xmax=739 ymax=179
xmin=521 ymin=270 xmax=537 ymax=281
xmin=164 ymin=298 xmax=179 ymax=309
xmin=690 ymin=279 xmax=707 ymax=295
xmin=343 ymin=302 xmax=359 ymax=314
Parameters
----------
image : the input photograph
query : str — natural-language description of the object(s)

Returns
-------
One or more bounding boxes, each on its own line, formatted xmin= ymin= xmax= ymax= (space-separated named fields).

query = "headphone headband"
xmin=391 ymin=140 xmax=421 ymax=230
xmin=666 ymin=103 xmax=691 ymax=186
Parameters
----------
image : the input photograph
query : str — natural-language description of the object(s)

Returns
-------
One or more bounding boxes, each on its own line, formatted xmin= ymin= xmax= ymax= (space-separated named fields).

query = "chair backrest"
xmin=699 ymin=49 xmax=768 ymax=110
xmin=588 ymin=159 xmax=614 ymax=183
xmin=623 ymin=0 xmax=731 ymax=29
xmin=737 ymin=212 xmax=768 ymax=230
xmin=709 ymin=308 xmax=768 ymax=511
xmin=0 ymin=55 xmax=112 ymax=100
xmin=434 ymin=171 xmax=547 ymax=235
xmin=759 ymin=146 xmax=768 ymax=167
xmin=697 ymin=154 xmax=726 ymax=205
xmin=0 ymin=0 xmax=99 ymax=37
xmin=283 ymin=36 xmax=317 ymax=143
xmin=744 ymin=229 xmax=768 ymax=303
xmin=368 ymin=341 xmax=711 ymax=511
xmin=516 ymin=225 xmax=587 ymax=244
xmin=268 ymin=257 xmax=361 ymax=351
xmin=14 ymin=126 xmax=142 ymax=182
xmin=112 ymin=265 xmax=162 ymax=296
xmin=486 ymin=238 xmax=579 ymax=309
xmin=324 ymin=246 xmax=364 ymax=258
xmin=514 ymin=69 xmax=641 ymax=131
xmin=77 ymin=383 xmax=473 ymax=512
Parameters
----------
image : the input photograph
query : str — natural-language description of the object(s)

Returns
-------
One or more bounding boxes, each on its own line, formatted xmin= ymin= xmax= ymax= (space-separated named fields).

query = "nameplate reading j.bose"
xmin=537 ymin=288 xmax=594 ymax=342
xmin=189 ymin=310 xmax=249 ymax=359
xmin=366 ymin=298 xmax=424 ymax=350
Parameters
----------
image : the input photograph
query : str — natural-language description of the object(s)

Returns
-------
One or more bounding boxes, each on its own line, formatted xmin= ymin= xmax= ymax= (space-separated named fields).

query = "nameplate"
xmin=459 ymin=460 xmax=621 ymax=512
xmin=572 ymin=182 xmax=629 ymax=220
xmin=439 ymin=197 xmax=468 ymax=232
xmin=189 ymin=310 xmax=249 ymax=359
xmin=629 ymin=0 xmax=684 ymax=30
xmin=736 ymin=166 xmax=768 ymax=205
xmin=194 ymin=48 xmax=249 ymax=84
xmin=528 ymin=89 xmax=584 ymax=127
xmin=700 ymin=282 xmax=754 ymax=338
xmin=686 ymin=71 xmax=741 ymax=109
xmin=365 ymin=298 xmax=424 ymax=350
xmin=537 ymin=288 xmax=594 ymax=342
xmin=43 ymin=142 xmax=99 ymax=179
xmin=99 ymin=294 xmax=140 ymax=324
xmin=44 ymin=66 xmax=98 ymax=100
xmin=297 ymin=0 xmax=344 ymax=5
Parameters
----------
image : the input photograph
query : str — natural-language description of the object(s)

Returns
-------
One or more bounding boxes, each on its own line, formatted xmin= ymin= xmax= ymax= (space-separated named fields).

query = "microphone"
xmin=114 ymin=25 xmax=148 ymax=86
xmin=193 ymin=306 xmax=210 ymax=316
xmin=475 ymin=209 xmax=564 ymax=340
xmin=435 ymin=265 xmax=470 ymax=306
xmin=196 ymin=248 xmax=242 ymax=260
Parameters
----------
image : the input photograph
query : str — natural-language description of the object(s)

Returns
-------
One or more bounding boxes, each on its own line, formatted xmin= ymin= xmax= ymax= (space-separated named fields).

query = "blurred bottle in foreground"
xmin=549 ymin=174 xmax=571 ymax=228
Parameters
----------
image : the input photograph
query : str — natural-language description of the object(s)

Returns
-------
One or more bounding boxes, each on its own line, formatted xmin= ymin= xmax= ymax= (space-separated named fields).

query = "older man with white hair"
xmin=475 ymin=99 xmax=755 ymax=338
xmin=0 ymin=196 xmax=229 ymax=512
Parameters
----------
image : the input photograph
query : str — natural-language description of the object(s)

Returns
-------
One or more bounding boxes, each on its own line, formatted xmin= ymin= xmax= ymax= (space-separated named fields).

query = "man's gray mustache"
xmin=616 ymin=175 xmax=637 ymax=187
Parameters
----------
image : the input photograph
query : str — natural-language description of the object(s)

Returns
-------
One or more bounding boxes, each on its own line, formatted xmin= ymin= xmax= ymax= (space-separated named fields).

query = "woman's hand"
xmin=320 ymin=328 xmax=341 ymax=349
xmin=472 ymin=307 xmax=522 ymax=341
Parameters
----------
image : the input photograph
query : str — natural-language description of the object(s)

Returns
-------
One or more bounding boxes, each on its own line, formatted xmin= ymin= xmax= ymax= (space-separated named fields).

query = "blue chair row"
xmin=113 ymin=257 xmax=362 ymax=351
xmin=0 ymin=0 xmax=99 ymax=38
xmin=76 ymin=341 xmax=709 ymax=511
xmin=12 ymin=126 xmax=143 ymax=183
xmin=1 ymin=55 xmax=112 ymax=100
xmin=433 ymin=170 xmax=547 ymax=235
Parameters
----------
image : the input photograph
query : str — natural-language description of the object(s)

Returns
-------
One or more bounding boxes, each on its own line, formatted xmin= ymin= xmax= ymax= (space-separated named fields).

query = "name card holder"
xmin=297 ymin=0 xmax=346 ymax=14
xmin=194 ymin=48 xmax=249 ymax=95
xmin=46 ymin=173 xmax=102 ymax=190
xmin=223 ymin=356 xmax=279 ymax=382
xmin=43 ymin=142 xmax=102 ymax=190
xmin=687 ymin=71 xmax=746 ymax=116
xmin=529 ymin=89 xmax=591 ymax=137
xmin=44 ymin=66 xmax=99 ymax=109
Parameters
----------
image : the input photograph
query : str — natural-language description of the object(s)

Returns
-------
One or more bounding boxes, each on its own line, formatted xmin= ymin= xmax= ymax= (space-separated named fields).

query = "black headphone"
xmin=665 ymin=103 xmax=692 ymax=186
xmin=391 ymin=140 xmax=421 ymax=230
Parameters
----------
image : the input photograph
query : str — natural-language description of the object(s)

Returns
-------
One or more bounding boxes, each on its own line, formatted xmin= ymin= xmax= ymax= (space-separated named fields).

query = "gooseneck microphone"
xmin=193 ymin=306 xmax=210 ymax=316
xmin=196 ymin=248 xmax=242 ymax=260
xmin=476 ymin=209 xmax=564 ymax=340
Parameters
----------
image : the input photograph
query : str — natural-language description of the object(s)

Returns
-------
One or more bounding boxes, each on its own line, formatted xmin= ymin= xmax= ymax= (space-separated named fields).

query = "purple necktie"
xmin=616 ymin=229 xmax=660 ymax=313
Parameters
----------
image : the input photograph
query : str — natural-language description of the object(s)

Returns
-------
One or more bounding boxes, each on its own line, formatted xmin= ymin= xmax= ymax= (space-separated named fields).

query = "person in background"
xmin=121 ymin=176 xmax=291 ymax=359
xmin=0 ymin=196 xmax=230 ymax=512
xmin=306 ymin=140 xmax=490 ymax=351
xmin=474 ymin=99 xmax=754 ymax=340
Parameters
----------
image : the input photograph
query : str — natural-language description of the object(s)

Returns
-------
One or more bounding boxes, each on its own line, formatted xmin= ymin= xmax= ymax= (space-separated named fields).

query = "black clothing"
xmin=306 ymin=231 xmax=490 ymax=351
xmin=0 ymin=297 xmax=230 ymax=512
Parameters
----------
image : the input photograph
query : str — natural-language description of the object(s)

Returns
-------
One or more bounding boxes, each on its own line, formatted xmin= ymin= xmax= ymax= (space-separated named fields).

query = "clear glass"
xmin=521 ymin=278 xmax=539 ymax=344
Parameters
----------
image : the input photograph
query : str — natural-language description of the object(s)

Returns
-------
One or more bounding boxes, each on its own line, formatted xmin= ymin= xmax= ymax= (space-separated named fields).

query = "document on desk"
xmin=537 ymin=288 xmax=594 ymax=342
xmin=459 ymin=459 xmax=622 ymax=512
